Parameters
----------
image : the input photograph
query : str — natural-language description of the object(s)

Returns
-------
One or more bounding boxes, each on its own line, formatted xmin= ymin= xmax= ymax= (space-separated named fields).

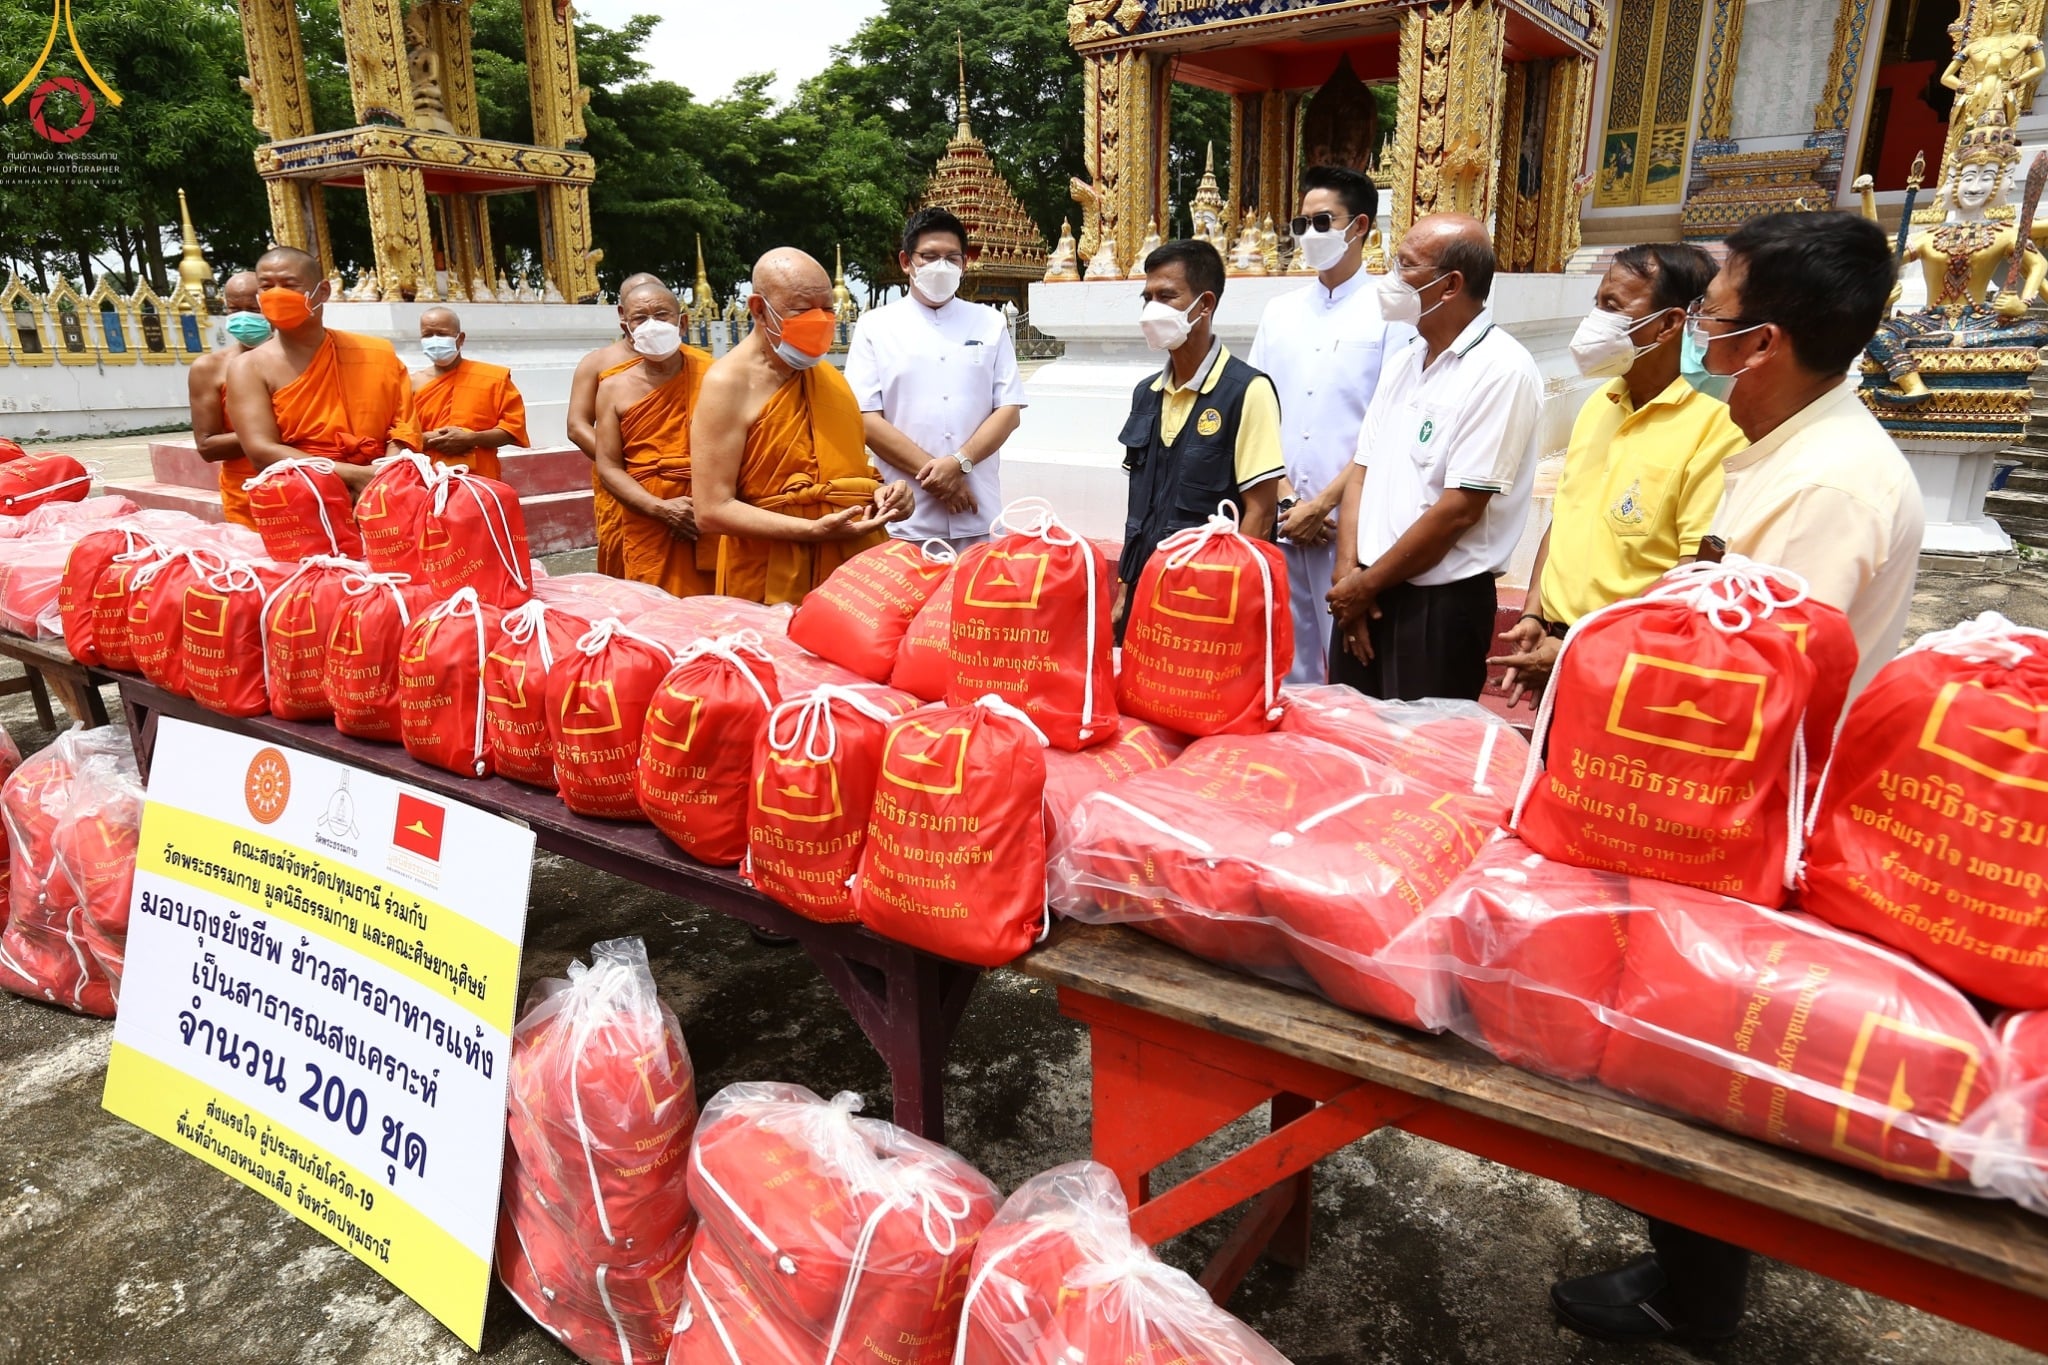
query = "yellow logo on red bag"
xmin=1918 ymin=680 xmax=2048 ymax=792
xmin=1153 ymin=559 xmax=1242 ymax=625
xmin=484 ymin=652 xmax=528 ymax=708
xmin=421 ymin=517 xmax=451 ymax=552
xmin=268 ymin=591 xmax=321 ymax=639
xmin=1778 ymin=621 xmax=1809 ymax=654
xmin=881 ymin=721 xmax=970 ymax=795
xmin=332 ymin=609 xmax=367 ymax=657
xmin=646 ymin=685 xmax=705 ymax=753
xmin=558 ymin=679 xmax=622 ymax=735
xmin=963 ymin=549 xmax=1049 ymax=610
xmin=757 ymin=754 xmax=843 ymax=822
xmin=398 ymin=617 xmax=438 ymax=666
xmin=1216 ymin=758 xmax=1298 ymax=813
xmin=1604 ymin=654 xmax=1767 ymax=761
xmin=358 ymin=484 xmax=392 ymax=525
xmin=1832 ymin=1012 xmax=1982 ymax=1179
xmin=183 ymin=590 xmax=228 ymax=637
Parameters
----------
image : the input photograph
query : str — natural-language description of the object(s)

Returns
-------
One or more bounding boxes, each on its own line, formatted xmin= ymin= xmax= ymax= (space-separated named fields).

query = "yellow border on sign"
xmin=138 ymin=803 xmax=519 ymax=1033
xmin=103 ymin=1042 xmax=488 ymax=1348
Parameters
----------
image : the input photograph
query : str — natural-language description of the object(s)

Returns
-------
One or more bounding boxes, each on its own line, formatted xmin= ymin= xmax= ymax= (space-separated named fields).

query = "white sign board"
xmin=104 ymin=719 xmax=533 ymax=1349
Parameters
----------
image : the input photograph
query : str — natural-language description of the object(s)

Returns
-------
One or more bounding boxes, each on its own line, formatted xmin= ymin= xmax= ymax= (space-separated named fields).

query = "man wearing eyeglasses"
xmin=846 ymin=207 xmax=1026 ymax=552
xmin=1248 ymin=165 xmax=1416 ymax=683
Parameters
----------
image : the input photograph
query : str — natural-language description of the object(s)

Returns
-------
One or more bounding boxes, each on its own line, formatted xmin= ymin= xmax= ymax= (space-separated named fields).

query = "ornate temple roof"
xmin=916 ymin=39 xmax=1047 ymax=287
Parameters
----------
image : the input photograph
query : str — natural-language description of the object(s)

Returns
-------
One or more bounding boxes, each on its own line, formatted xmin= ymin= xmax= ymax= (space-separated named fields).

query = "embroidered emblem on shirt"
xmin=1610 ymin=478 xmax=1645 ymax=527
xmin=1196 ymin=407 xmax=1223 ymax=436
xmin=1418 ymin=418 xmax=1435 ymax=443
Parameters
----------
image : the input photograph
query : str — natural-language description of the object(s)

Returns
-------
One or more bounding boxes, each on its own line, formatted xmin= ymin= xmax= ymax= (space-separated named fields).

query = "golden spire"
xmin=176 ymin=187 xmax=214 ymax=293
xmin=688 ymin=233 xmax=717 ymax=325
xmin=832 ymin=242 xmax=858 ymax=323
xmin=956 ymin=33 xmax=971 ymax=139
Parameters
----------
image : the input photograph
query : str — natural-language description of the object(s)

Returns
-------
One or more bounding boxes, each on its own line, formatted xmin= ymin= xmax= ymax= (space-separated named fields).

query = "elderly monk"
xmin=592 ymin=281 xmax=717 ymax=595
xmin=225 ymin=246 xmax=420 ymax=491
xmin=692 ymin=248 xmax=915 ymax=604
xmin=187 ymin=269 xmax=268 ymax=529
xmin=569 ymin=272 xmax=666 ymax=576
xmin=411 ymin=306 xmax=529 ymax=480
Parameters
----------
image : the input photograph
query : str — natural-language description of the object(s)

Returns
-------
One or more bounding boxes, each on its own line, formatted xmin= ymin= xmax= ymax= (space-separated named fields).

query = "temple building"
xmin=914 ymin=41 xmax=1048 ymax=308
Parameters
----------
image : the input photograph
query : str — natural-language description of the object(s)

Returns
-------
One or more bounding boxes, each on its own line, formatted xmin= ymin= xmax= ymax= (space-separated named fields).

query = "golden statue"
xmin=1259 ymin=214 xmax=1281 ymax=274
xmin=1126 ymin=217 xmax=1161 ymax=279
xmin=403 ymin=8 xmax=458 ymax=136
xmin=1864 ymin=115 xmax=2048 ymax=405
xmin=1188 ymin=142 xmax=1226 ymax=246
xmin=1083 ymin=234 xmax=1122 ymax=280
xmin=1044 ymin=219 xmax=1080 ymax=281
xmin=1069 ymin=176 xmax=1103 ymax=264
xmin=1943 ymin=0 xmax=2045 ymax=139
xmin=831 ymin=243 xmax=859 ymax=324
xmin=1228 ymin=219 xmax=1266 ymax=275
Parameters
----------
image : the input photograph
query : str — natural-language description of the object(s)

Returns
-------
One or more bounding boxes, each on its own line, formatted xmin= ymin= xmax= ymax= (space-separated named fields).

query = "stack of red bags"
xmin=957 ymin=1161 xmax=1291 ymax=1365
xmin=1278 ymin=686 xmax=1529 ymax=828
xmin=0 ymin=727 xmax=142 ymax=1017
xmin=667 ymin=1081 xmax=998 ymax=1365
xmin=786 ymin=538 xmax=954 ymax=683
xmin=1049 ymin=732 xmax=1491 ymax=1026
xmin=500 ymin=937 xmax=699 ymax=1365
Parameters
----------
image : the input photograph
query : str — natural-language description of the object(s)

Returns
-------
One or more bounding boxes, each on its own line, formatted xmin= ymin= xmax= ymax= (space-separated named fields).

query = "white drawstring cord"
xmin=1907 ymin=610 xmax=2048 ymax=667
xmin=338 ymin=570 xmax=418 ymax=636
xmin=1 ymin=457 xmax=101 ymax=513
xmin=917 ymin=538 xmax=959 ymax=566
xmin=1090 ymin=791 xmax=1216 ymax=854
xmin=688 ymin=1141 xmax=797 ymax=1275
xmin=669 ymin=631 xmax=776 ymax=714
xmin=572 ymin=616 xmax=675 ymax=665
xmin=988 ymin=496 xmax=1105 ymax=742
xmin=432 ymin=471 xmax=530 ymax=591
xmin=500 ymin=599 xmax=559 ymax=672
xmin=680 ymin=1257 xmax=745 ymax=1363
xmin=243 ymin=458 xmax=349 ymax=555
xmin=767 ymin=684 xmax=898 ymax=764
xmin=1157 ymin=501 xmax=1284 ymax=722
xmin=425 ymin=588 xmax=491 ymax=774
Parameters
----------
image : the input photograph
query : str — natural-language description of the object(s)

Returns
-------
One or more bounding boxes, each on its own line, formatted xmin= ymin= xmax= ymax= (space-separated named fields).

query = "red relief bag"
xmin=1946 ymin=1011 xmax=2048 ymax=1216
xmin=259 ymin=556 xmax=363 ymax=721
xmin=637 ymin=634 xmax=781 ymax=867
xmin=1595 ymin=885 xmax=1997 ymax=1183
xmin=667 ymin=1231 xmax=816 ymax=1364
xmin=423 ymin=469 xmax=534 ymax=608
xmin=745 ymin=685 xmax=917 ymax=924
xmin=52 ymin=755 xmax=144 ymax=994
xmin=1801 ymin=612 xmax=2048 ymax=1009
xmin=855 ymin=696 xmax=1052 ymax=968
xmin=487 ymin=598 xmax=595 ymax=790
xmin=1041 ymin=717 xmax=1188 ymax=843
xmin=787 ymin=537 xmax=955 ymax=683
xmin=1116 ymin=506 xmax=1292 ymax=737
xmin=323 ymin=570 xmax=433 ymax=742
xmin=243 ymin=458 xmax=364 ymax=560
xmin=1512 ymin=557 xmax=1818 ymax=907
xmin=958 ymin=1161 xmax=1293 ymax=1365
xmin=182 ymin=559 xmax=288 ymax=717
xmin=685 ymin=1082 xmax=998 ymax=1359
xmin=889 ymin=550 xmax=977 ymax=702
xmin=398 ymin=588 xmax=503 ymax=778
xmin=0 ymin=718 xmax=22 ymax=930
xmin=1279 ymin=684 xmax=1531 ymax=829
xmin=546 ymin=618 xmax=675 ymax=820
xmin=0 ymin=452 xmax=93 ymax=517
xmin=947 ymin=500 xmax=1116 ymax=751
xmin=126 ymin=547 xmax=226 ymax=695
xmin=60 ymin=526 xmax=160 ymax=665
xmin=355 ymin=452 xmax=442 ymax=577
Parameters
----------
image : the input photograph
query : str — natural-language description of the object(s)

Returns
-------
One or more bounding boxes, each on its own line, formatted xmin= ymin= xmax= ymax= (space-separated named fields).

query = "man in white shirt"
xmin=1328 ymin=214 xmax=1542 ymax=701
xmin=1552 ymin=211 xmax=1922 ymax=1348
xmin=846 ymin=207 xmax=1027 ymax=551
xmin=1248 ymin=165 xmax=1415 ymax=683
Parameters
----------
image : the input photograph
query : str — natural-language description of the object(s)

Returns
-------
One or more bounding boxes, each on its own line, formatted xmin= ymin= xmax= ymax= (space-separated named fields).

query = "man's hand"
xmin=653 ymin=495 xmax=698 ymax=540
xmin=335 ymin=462 xmax=377 ymax=495
xmin=1326 ymin=566 xmax=1378 ymax=628
xmin=1488 ymin=619 xmax=1559 ymax=709
xmin=1281 ymin=497 xmax=1331 ymax=546
xmin=875 ymin=480 xmax=916 ymax=523
xmin=1341 ymin=616 xmax=1375 ymax=667
xmin=1112 ymin=580 xmax=1130 ymax=630
xmin=809 ymin=482 xmax=914 ymax=542
xmin=423 ymin=426 xmax=477 ymax=455
xmin=916 ymin=455 xmax=977 ymax=515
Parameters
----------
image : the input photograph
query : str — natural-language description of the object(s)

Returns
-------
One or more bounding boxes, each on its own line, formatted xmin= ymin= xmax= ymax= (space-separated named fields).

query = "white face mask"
xmin=631 ymin=318 xmax=682 ymax=360
xmin=1140 ymin=297 xmax=1205 ymax=352
xmin=912 ymin=259 xmax=962 ymax=305
xmin=1569 ymin=307 xmax=1667 ymax=379
xmin=1377 ymin=271 xmax=1448 ymax=326
xmin=1297 ymin=221 xmax=1357 ymax=273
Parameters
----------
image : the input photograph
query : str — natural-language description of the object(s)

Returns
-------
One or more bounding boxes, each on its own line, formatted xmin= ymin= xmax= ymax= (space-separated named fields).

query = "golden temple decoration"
xmin=1227 ymin=219 xmax=1267 ymax=276
xmin=1127 ymin=218 xmax=1161 ymax=279
xmin=175 ymin=188 xmax=215 ymax=295
xmin=688 ymin=235 xmax=719 ymax=326
xmin=1595 ymin=0 xmax=1705 ymax=208
xmin=1260 ymin=215 xmax=1281 ymax=274
xmin=1189 ymin=142 xmax=1226 ymax=247
xmin=1813 ymin=0 xmax=1879 ymax=135
xmin=1044 ymin=219 xmax=1081 ymax=281
xmin=915 ymin=36 xmax=1047 ymax=306
xmin=403 ymin=6 xmax=457 ymax=134
xmin=1697 ymin=0 xmax=1745 ymax=141
xmin=1681 ymin=146 xmax=1831 ymax=239
xmin=832 ymin=243 xmax=859 ymax=324
xmin=1393 ymin=0 xmax=1507 ymax=235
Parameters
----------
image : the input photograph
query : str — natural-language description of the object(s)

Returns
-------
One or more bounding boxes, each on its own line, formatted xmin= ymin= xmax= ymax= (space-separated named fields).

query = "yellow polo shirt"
xmin=1154 ymin=343 xmax=1286 ymax=491
xmin=1540 ymin=375 xmax=1745 ymax=626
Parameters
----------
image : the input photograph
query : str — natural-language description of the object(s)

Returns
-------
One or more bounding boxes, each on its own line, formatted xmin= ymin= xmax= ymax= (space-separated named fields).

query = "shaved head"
xmin=222 ymin=271 xmax=261 ymax=312
xmin=255 ymin=245 xmax=322 ymax=289
xmin=619 ymin=272 xmax=665 ymax=296
xmin=420 ymin=305 xmax=461 ymax=335
xmin=749 ymin=248 xmax=832 ymax=316
xmin=1402 ymin=213 xmax=1495 ymax=302
xmin=621 ymin=280 xmax=680 ymax=328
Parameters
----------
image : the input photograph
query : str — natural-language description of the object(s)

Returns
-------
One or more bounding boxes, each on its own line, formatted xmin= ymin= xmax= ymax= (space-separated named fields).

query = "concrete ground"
xmin=3 ymin=556 xmax=2047 ymax=1365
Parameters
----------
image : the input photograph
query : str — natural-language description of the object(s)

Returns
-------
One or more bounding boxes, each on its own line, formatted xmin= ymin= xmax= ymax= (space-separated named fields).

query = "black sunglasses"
xmin=1288 ymin=212 xmax=1354 ymax=237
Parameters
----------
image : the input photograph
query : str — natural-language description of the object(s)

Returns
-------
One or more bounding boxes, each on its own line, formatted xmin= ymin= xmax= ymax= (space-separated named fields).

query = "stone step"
xmin=1985 ymin=487 xmax=2048 ymax=546
xmin=146 ymin=437 xmax=594 ymax=498
xmin=2004 ymin=467 xmax=2048 ymax=493
xmin=108 ymin=477 xmax=226 ymax=524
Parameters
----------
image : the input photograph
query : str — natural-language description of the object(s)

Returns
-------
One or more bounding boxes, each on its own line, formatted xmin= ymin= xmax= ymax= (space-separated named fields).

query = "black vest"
xmin=1117 ymin=352 xmax=1266 ymax=586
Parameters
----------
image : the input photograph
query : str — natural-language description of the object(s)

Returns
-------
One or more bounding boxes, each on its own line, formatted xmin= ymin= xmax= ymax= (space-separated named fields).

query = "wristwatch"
xmin=954 ymin=453 xmax=975 ymax=475
xmin=1275 ymin=496 xmax=1299 ymax=518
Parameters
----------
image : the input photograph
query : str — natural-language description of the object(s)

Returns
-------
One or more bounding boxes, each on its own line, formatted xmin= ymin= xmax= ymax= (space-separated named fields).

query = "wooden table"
xmin=113 ymin=674 xmax=983 ymax=1142
xmin=0 ymin=630 xmax=110 ymax=727
xmin=1017 ymin=921 xmax=2048 ymax=1354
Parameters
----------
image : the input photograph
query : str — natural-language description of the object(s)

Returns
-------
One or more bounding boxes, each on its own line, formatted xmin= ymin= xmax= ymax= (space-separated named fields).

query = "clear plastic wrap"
xmin=500 ymin=938 xmax=699 ymax=1365
xmin=545 ymin=618 xmax=675 ymax=820
xmin=422 ymin=469 xmax=533 ymax=609
xmin=637 ymin=634 xmax=781 ymax=867
xmin=531 ymin=572 xmax=678 ymax=625
xmin=0 ymin=530 xmax=86 ymax=638
xmin=1277 ymin=685 xmax=1529 ymax=828
xmin=631 ymin=595 xmax=795 ymax=648
xmin=243 ymin=457 xmax=364 ymax=560
xmin=787 ymin=538 xmax=955 ymax=684
xmin=0 ymin=493 xmax=139 ymax=540
xmin=677 ymin=1082 xmax=998 ymax=1365
xmin=1946 ymin=1011 xmax=2048 ymax=1216
xmin=50 ymin=752 xmax=145 ymax=995
xmin=955 ymin=1161 xmax=1293 ymax=1365
xmin=1040 ymin=717 xmax=1187 ymax=843
xmin=1050 ymin=733 xmax=1491 ymax=1028
xmin=1378 ymin=839 xmax=2001 ymax=1184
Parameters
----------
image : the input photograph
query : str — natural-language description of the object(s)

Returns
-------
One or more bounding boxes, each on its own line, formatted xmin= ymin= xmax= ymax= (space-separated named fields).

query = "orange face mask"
xmin=258 ymin=286 xmax=321 ymax=329
xmin=763 ymin=295 xmax=836 ymax=360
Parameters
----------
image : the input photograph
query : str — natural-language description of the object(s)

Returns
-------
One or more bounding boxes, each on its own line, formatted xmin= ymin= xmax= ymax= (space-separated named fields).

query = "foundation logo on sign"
xmin=8 ymin=1 xmax=122 ymax=143
xmin=388 ymin=791 xmax=446 ymax=886
xmin=243 ymin=748 xmax=292 ymax=826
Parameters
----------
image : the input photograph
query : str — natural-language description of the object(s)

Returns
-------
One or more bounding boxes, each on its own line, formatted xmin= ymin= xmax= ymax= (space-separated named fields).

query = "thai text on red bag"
xmin=356 ymin=451 xmax=442 ymax=577
xmin=486 ymin=598 xmax=593 ymax=789
xmin=638 ymin=633 xmax=781 ymax=867
xmin=546 ymin=617 xmax=674 ymax=819
xmin=788 ymin=538 xmax=954 ymax=683
xmin=243 ymin=458 xmax=364 ymax=560
xmin=399 ymin=588 xmax=502 ymax=777
xmin=423 ymin=469 xmax=533 ymax=608
xmin=183 ymin=559 xmax=286 ymax=717
xmin=324 ymin=570 xmax=431 ymax=741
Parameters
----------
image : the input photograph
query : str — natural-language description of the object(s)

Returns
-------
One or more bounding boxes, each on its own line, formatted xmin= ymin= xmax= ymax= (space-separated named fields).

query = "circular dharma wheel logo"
xmin=28 ymin=77 xmax=94 ymax=144
xmin=244 ymin=748 xmax=292 ymax=825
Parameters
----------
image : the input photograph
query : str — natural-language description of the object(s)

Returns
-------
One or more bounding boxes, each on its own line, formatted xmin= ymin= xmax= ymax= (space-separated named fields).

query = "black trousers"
xmin=1328 ymin=570 xmax=1496 ymax=702
xmin=1648 ymin=1218 xmax=1751 ymax=1324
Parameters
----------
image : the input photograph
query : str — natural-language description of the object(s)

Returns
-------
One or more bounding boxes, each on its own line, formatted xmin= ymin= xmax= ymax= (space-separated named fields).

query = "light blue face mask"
xmin=421 ymin=334 xmax=460 ymax=365
xmin=224 ymin=311 xmax=272 ymax=347
xmin=1680 ymin=323 xmax=1742 ymax=402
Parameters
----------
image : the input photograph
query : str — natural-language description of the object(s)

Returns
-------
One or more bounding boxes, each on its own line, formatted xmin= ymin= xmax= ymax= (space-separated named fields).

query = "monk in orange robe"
xmin=187 ymin=269 xmax=264 ymax=528
xmin=569 ymin=272 xmax=667 ymax=577
xmin=693 ymin=248 xmax=915 ymax=605
xmin=411 ymin=305 xmax=529 ymax=480
xmin=593 ymin=282 xmax=717 ymax=596
xmin=225 ymin=246 xmax=421 ymax=492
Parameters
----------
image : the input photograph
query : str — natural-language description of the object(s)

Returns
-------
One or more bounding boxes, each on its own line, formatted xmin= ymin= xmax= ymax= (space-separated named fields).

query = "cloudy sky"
xmin=574 ymin=0 xmax=887 ymax=103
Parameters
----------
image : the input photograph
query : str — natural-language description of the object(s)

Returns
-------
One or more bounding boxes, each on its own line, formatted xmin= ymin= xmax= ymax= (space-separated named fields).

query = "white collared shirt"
xmin=845 ymin=294 xmax=1027 ymax=542
xmin=1352 ymin=308 xmax=1542 ymax=584
xmin=1248 ymin=268 xmax=1414 ymax=498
